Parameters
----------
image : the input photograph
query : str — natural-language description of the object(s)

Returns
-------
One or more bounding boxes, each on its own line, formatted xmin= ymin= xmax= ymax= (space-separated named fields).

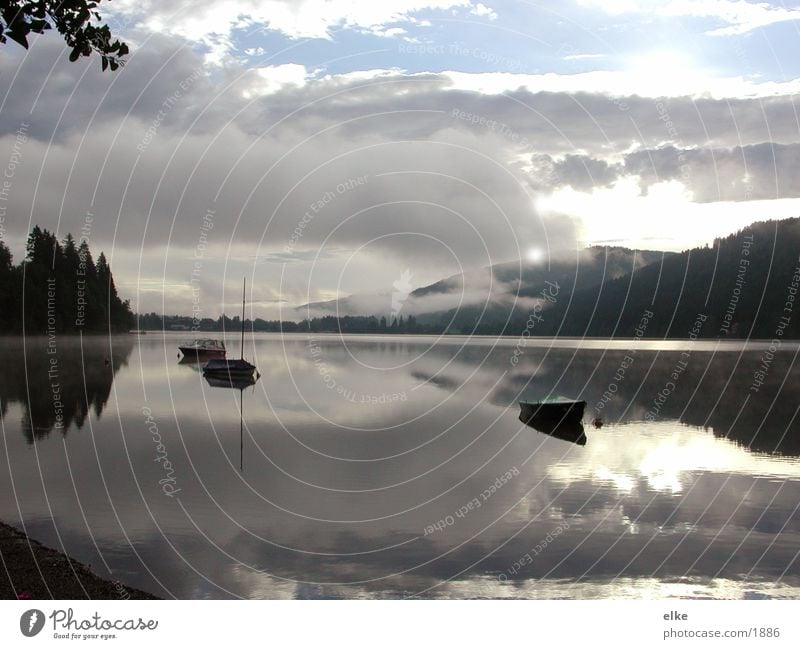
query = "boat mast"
xmin=241 ymin=277 xmax=246 ymax=360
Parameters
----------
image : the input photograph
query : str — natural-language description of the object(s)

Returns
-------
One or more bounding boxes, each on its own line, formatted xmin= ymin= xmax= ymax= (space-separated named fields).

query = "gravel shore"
xmin=0 ymin=521 xmax=158 ymax=599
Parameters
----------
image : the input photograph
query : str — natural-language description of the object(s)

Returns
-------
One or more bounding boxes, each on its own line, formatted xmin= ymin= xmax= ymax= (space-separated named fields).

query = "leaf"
xmin=29 ymin=19 xmax=49 ymax=34
xmin=7 ymin=30 xmax=29 ymax=49
xmin=1 ymin=0 xmax=128 ymax=71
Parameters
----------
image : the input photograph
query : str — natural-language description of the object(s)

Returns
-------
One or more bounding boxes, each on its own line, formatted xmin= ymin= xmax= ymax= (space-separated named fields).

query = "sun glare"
xmin=526 ymin=247 xmax=544 ymax=263
xmin=628 ymin=50 xmax=701 ymax=96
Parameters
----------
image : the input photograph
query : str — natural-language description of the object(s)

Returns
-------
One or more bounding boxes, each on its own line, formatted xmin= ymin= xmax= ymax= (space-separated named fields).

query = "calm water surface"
xmin=2 ymin=333 xmax=800 ymax=599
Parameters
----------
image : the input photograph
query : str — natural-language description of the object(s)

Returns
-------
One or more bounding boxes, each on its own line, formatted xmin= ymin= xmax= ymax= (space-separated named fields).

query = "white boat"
xmin=179 ymin=338 xmax=226 ymax=358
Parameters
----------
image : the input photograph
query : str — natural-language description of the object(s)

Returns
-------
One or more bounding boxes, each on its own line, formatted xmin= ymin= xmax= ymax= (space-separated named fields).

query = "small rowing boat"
xmin=519 ymin=398 xmax=587 ymax=446
xmin=519 ymin=398 xmax=585 ymax=427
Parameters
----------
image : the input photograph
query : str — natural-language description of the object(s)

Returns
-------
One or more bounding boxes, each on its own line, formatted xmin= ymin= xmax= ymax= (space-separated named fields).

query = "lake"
xmin=1 ymin=333 xmax=799 ymax=599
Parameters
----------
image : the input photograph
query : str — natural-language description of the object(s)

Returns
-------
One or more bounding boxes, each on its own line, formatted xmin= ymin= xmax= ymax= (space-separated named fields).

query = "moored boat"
xmin=179 ymin=338 xmax=226 ymax=358
xmin=519 ymin=398 xmax=585 ymax=427
xmin=202 ymin=278 xmax=258 ymax=381
xmin=519 ymin=398 xmax=587 ymax=446
xmin=202 ymin=357 xmax=257 ymax=379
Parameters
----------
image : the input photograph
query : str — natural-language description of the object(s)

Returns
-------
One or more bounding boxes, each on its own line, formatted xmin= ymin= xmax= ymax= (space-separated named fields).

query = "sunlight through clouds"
xmin=538 ymin=177 xmax=800 ymax=250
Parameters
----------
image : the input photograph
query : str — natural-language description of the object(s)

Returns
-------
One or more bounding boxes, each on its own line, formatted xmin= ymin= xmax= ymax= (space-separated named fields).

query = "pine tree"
xmin=0 ymin=238 xmax=16 ymax=333
xmin=0 ymin=226 xmax=135 ymax=333
xmin=78 ymin=240 xmax=102 ymax=331
xmin=59 ymin=233 xmax=80 ymax=330
xmin=96 ymin=252 xmax=111 ymax=330
xmin=23 ymin=226 xmax=61 ymax=333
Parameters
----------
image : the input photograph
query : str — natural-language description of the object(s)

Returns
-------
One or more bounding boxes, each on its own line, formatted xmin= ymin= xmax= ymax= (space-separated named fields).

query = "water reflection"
xmin=483 ymin=347 xmax=800 ymax=456
xmin=519 ymin=414 xmax=587 ymax=446
xmin=0 ymin=336 xmax=132 ymax=442
xmin=204 ymin=373 xmax=259 ymax=473
xmin=0 ymin=334 xmax=799 ymax=599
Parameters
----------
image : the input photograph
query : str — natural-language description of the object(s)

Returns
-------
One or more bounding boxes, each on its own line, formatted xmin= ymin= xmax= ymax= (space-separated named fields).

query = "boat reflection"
xmin=177 ymin=355 xmax=205 ymax=367
xmin=203 ymin=375 xmax=258 ymax=391
xmin=203 ymin=373 xmax=259 ymax=471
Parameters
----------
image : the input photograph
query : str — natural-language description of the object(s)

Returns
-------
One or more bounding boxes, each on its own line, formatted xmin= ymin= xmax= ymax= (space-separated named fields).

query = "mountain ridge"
xmin=294 ymin=218 xmax=800 ymax=339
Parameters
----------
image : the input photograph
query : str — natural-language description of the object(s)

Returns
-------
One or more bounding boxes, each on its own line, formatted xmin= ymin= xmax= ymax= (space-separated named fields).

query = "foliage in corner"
xmin=0 ymin=0 xmax=128 ymax=70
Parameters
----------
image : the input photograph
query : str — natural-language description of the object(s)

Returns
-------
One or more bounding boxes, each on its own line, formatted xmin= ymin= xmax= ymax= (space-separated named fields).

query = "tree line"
xmin=108 ymin=218 xmax=800 ymax=339
xmin=526 ymin=218 xmax=800 ymax=339
xmin=137 ymin=313 xmax=426 ymax=334
xmin=0 ymin=226 xmax=134 ymax=334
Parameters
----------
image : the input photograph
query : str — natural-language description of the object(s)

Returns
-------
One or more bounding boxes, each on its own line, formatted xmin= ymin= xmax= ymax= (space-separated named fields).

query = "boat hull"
xmin=519 ymin=400 xmax=587 ymax=446
xmin=202 ymin=358 xmax=257 ymax=379
xmin=204 ymin=375 xmax=258 ymax=390
xmin=179 ymin=346 xmax=226 ymax=358
xmin=519 ymin=400 xmax=586 ymax=427
xmin=203 ymin=369 xmax=256 ymax=379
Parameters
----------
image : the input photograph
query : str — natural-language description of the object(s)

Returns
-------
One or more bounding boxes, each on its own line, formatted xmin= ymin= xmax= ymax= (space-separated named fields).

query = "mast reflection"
xmin=203 ymin=374 xmax=259 ymax=472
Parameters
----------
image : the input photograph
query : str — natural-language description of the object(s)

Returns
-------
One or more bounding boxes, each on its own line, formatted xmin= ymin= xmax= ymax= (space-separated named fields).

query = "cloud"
xmin=528 ymin=153 xmax=621 ymax=193
xmin=444 ymin=68 xmax=800 ymax=98
xmin=241 ymin=64 xmax=313 ymax=97
xmin=0 ymin=41 xmax=559 ymax=314
xmin=470 ymin=3 xmax=498 ymax=20
xmin=528 ymin=142 xmax=800 ymax=202
xmin=297 ymin=265 xmax=508 ymax=318
xmin=109 ymin=0 xmax=476 ymax=62
xmin=578 ymin=0 xmax=800 ymax=36
xmin=625 ymin=142 xmax=800 ymax=201
xmin=255 ymin=248 xmax=355 ymax=264
xmin=562 ymin=53 xmax=607 ymax=61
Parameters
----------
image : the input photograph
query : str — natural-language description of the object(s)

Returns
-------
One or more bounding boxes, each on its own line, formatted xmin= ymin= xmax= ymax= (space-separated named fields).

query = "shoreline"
xmin=0 ymin=521 xmax=158 ymax=600
xmin=3 ymin=331 xmax=800 ymax=342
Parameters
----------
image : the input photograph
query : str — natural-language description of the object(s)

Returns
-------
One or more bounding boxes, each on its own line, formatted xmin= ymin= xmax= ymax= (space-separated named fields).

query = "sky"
xmin=1 ymin=0 xmax=800 ymax=318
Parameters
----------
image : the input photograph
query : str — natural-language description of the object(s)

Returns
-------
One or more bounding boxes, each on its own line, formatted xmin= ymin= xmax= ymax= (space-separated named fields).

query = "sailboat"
xmin=203 ymin=278 xmax=258 ymax=380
